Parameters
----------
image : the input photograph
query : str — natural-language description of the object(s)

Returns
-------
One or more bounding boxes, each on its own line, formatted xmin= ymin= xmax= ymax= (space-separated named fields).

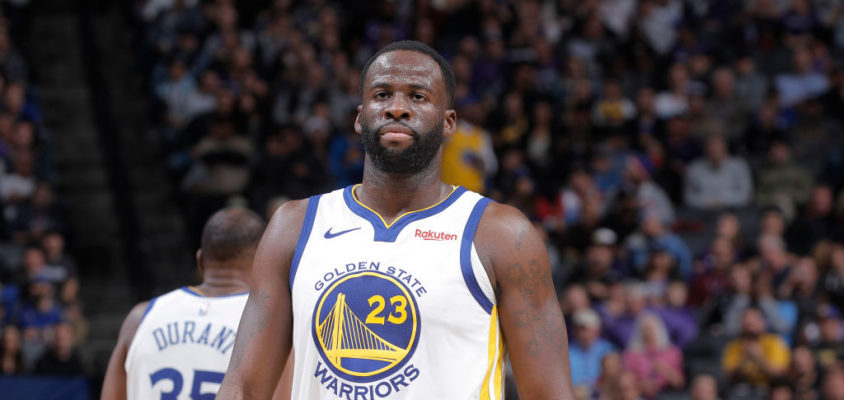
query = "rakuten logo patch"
xmin=414 ymin=229 xmax=457 ymax=241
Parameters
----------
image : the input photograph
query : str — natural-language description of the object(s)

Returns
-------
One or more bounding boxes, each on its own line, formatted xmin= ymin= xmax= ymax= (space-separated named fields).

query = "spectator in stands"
xmin=820 ymin=241 xmax=844 ymax=310
xmin=723 ymin=264 xmax=791 ymax=337
xmin=778 ymin=257 xmax=820 ymax=321
xmin=613 ymin=371 xmax=645 ymax=400
xmin=592 ymin=79 xmax=636 ymax=130
xmin=707 ymin=67 xmax=748 ymax=141
xmin=600 ymin=283 xmax=661 ymax=348
xmin=640 ymin=244 xmax=680 ymax=300
xmin=756 ymin=140 xmax=814 ymax=209
xmin=715 ymin=212 xmax=745 ymax=256
xmin=654 ymin=281 xmax=698 ymax=348
xmin=0 ymin=325 xmax=23 ymax=374
xmin=760 ymin=206 xmax=789 ymax=239
xmin=41 ymin=233 xmax=78 ymax=305
xmin=569 ymin=228 xmax=623 ymax=301
xmin=775 ymin=47 xmax=829 ymax=107
xmin=154 ymin=55 xmax=195 ymax=128
xmin=33 ymin=322 xmax=82 ymax=376
xmin=18 ymin=280 xmax=62 ymax=335
xmin=684 ymin=134 xmax=753 ymax=210
xmin=441 ymin=96 xmax=497 ymax=193
xmin=19 ymin=246 xmax=65 ymax=287
xmin=622 ymin=313 xmax=685 ymax=398
xmin=593 ymin=352 xmax=623 ymax=400
xmin=655 ymin=63 xmax=690 ymax=119
xmin=769 ymin=379 xmax=794 ymax=400
xmin=0 ymin=149 xmax=37 ymax=207
xmin=181 ymin=115 xmax=253 ymax=195
xmin=560 ymin=284 xmax=591 ymax=330
xmin=813 ymin=307 xmax=844 ymax=369
xmin=525 ymin=100 xmax=553 ymax=176
xmin=11 ymin=183 xmax=67 ymax=244
xmin=722 ymin=307 xmax=791 ymax=388
xmin=787 ymin=184 xmax=836 ymax=256
xmin=690 ymin=374 xmax=720 ymax=400
xmin=734 ymin=56 xmax=768 ymax=112
xmin=788 ymin=346 xmax=820 ymax=400
xmin=621 ymin=155 xmax=675 ymax=226
xmin=624 ymin=214 xmax=692 ymax=279
xmin=744 ymin=98 xmax=792 ymax=157
xmin=568 ymin=308 xmax=616 ymax=390
xmin=821 ymin=366 xmax=844 ymax=400
xmin=754 ymin=233 xmax=798 ymax=298
xmin=557 ymin=169 xmax=601 ymax=229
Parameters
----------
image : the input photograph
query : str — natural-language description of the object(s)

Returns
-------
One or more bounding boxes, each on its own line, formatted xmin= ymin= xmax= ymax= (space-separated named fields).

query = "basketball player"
xmin=218 ymin=41 xmax=574 ymax=399
xmin=101 ymin=207 xmax=266 ymax=400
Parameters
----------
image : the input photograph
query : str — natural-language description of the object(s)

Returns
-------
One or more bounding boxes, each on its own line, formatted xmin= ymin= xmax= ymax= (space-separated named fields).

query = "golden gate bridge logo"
xmin=312 ymin=271 xmax=420 ymax=381
xmin=317 ymin=293 xmax=408 ymax=364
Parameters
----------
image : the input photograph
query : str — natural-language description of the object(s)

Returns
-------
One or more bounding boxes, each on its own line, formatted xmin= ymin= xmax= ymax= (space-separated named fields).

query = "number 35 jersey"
xmin=290 ymin=185 xmax=503 ymax=400
xmin=124 ymin=287 xmax=248 ymax=400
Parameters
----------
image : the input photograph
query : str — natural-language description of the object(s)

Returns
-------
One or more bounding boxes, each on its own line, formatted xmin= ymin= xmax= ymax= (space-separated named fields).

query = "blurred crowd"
xmin=0 ymin=1 xmax=87 ymax=379
xmin=136 ymin=0 xmax=844 ymax=399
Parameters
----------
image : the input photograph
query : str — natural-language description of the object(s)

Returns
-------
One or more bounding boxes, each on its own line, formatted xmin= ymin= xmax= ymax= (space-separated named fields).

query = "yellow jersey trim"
xmin=351 ymin=184 xmax=459 ymax=228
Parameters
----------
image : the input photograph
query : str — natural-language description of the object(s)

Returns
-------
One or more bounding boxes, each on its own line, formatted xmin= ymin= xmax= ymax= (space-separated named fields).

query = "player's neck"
xmin=194 ymin=270 xmax=250 ymax=297
xmin=358 ymin=159 xmax=448 ymax=225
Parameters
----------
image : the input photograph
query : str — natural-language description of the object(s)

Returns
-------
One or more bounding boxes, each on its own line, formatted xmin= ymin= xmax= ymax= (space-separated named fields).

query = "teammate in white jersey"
xmin=218 ymin=41 xmax=574 ymax=399
xmin=101 ymin=207 xmax=265 ymax=400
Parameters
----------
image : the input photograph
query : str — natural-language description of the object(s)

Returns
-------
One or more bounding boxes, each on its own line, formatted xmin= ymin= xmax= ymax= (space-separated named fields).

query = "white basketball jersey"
xmin=290 ymin=185 xmax=504 ymax=400
xmin=124 ymin=287 xmax=248 ymax=400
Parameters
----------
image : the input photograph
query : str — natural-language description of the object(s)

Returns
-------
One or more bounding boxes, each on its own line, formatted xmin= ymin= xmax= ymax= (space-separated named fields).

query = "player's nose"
xmin=384 ymin=94 xmax=411 ymax=120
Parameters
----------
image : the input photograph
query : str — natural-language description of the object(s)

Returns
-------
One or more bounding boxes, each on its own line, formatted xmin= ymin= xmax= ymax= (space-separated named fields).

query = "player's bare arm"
xmin=475 ymin=202 xmax=575 ymax=399
xmin=101 ymin=301 xmax=148 ymax=400
xmin=217 ymin=199 xmax=308 ymax=399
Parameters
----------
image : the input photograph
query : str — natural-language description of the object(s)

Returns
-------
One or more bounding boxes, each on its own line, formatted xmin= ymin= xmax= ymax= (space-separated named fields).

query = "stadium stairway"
xmin=27 ymin=0 xmax=195 ymax=386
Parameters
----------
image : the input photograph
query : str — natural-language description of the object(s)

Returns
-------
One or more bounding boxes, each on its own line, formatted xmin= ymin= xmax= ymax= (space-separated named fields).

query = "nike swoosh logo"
xmin=324 ymin=227 xmax=361 ymax=239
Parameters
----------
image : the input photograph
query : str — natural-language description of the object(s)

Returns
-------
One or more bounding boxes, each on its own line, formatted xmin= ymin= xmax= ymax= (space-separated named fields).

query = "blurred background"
xmin=0 ymin=0 xmax=843 ymax=399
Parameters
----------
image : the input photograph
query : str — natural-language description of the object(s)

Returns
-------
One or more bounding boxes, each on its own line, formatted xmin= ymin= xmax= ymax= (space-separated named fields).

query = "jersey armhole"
xmin=460 ymin=197 xmax=495 ymax=314
xmin=140 ymin=296 xmax=158 ymax=323
xmin=124 ymin=296 xmax=160 ymax=373
xmin=289 ymin=194 xmax=322 ymax=289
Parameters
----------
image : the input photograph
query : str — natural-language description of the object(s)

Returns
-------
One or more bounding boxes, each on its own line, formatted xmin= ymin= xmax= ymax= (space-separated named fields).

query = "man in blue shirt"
xmin=568 ymin=308 xmax=616 ymax=389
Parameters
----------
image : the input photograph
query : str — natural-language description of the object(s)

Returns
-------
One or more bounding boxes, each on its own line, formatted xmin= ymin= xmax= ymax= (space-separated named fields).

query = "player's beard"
xmin=360 ymin=116 xmax=444 ymax=174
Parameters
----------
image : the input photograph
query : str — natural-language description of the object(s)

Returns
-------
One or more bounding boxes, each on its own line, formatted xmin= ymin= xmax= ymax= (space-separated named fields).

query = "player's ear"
xmin=443 ymin=108 xmax=457 ymax=138
xmin=354 ymin=105 xmax=362 ymax=135
xmin=196 ymin=249 xmax=204 ymax=276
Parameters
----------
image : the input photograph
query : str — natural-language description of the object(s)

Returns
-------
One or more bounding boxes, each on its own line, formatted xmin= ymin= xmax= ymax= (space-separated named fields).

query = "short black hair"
xmin=359 ymin=40 xmax=456 ymax=107
xmin=200 ymin=207 xmax=266 ymax=263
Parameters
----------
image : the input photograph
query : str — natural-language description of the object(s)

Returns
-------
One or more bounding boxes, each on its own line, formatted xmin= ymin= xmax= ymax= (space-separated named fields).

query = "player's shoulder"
xmin=118 ymin=300 xmax=152 ymax=346
xmin=265 ymin=198 xmax=312 ymax=237
xmin=476 ymin=201 xmax=531 ymax=238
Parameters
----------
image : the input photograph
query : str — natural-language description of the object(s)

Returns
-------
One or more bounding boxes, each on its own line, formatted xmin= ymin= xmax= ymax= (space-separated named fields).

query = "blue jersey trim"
xmin=460 ymin=197 xmax=494 ymax=314
xmin=179 ymin=287 xmax=250 ymax=298
xmin=289 ymin=195 xmax=322 ymax=289
xmin=141 ymin=297 xmax=158 ymax=322
xmin=342 ymin=185 xmax=467 ymax=242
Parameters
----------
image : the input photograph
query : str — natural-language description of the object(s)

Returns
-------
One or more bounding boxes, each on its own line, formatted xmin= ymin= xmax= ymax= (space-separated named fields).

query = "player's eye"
xmin=374 ymin=91 xmax=390 ymax=100
xmin=411 ymin=93 xmax=427 ymax=102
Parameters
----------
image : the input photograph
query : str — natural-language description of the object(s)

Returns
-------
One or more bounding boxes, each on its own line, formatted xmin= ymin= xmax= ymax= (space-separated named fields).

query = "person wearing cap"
xmin=569 ymin=227 xmax=625 ymax=301
xmin=568 ymin=308 xmax=616 ymax=390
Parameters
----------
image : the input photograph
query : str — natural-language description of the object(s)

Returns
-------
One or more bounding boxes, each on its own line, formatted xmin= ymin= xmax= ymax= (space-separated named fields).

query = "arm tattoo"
xmin=229 ymin=288 xmax=271 ymax=371
xmin=504 ymin=256 xmax=565 ymax=358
